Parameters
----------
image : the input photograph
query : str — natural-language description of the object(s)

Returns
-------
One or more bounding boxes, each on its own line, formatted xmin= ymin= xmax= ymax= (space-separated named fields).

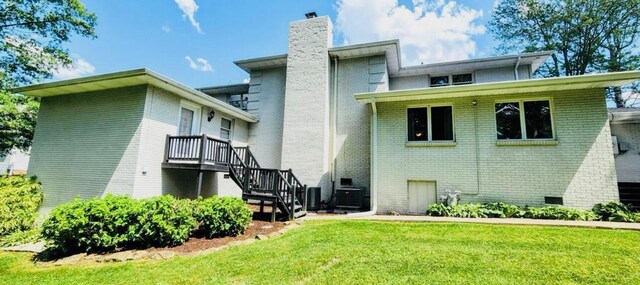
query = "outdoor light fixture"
xmin=305 ymin=12 xmax=317 ymax=19
xmin=207 ymin=110 xmax=215 ymax=122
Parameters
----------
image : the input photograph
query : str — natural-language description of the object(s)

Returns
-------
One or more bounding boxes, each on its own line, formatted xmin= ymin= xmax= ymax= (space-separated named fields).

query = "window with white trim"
xmin=495 ymin=100 xmax=553 ymax=140
xmin=407 ymin=106 xmax=454 ymax=141
xmin=220 ymin=118 xmax=233 ymax=140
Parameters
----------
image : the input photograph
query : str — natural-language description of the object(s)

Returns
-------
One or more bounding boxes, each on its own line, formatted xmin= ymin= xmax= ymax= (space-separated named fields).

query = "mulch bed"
xmin=147 ymin=205 xmax=287 ymax=254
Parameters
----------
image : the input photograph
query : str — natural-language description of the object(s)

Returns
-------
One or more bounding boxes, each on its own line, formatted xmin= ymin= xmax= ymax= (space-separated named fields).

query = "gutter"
xmin=514 ymin=56 xmax=521 ymax=80
xmin=347 ymin=97 xmax=378 ymax=217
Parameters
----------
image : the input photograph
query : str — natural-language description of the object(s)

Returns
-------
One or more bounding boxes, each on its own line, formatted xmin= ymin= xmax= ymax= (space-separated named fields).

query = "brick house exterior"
xmin=15 ymin=15 xmax=640 ymax=213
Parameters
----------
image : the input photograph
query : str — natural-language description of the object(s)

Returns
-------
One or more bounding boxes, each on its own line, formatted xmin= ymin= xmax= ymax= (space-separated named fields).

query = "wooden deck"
xmin=162 ymin=134 xmax=308 ymax=221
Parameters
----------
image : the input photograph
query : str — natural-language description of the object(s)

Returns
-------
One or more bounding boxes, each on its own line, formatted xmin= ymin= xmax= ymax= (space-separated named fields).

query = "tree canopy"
xmin=489 ymin=0 xmax=640 ymax=107
xmin=0 ymin=0 xmax=96 ymax=154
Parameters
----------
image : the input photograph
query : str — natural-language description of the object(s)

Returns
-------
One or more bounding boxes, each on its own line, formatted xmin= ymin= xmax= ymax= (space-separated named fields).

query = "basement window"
xmin=407 ymin=106 xmax=454 ymax=142
xmin=495 ymin=100 xmax=554 ymax=140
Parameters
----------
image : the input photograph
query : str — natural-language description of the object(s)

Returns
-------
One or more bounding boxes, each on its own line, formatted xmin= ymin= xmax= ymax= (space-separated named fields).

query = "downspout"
xmin=514 ymin=56 xmax=522 ymax=80
xmin=469 ymin=99 xmax=480 ymax=195
xmin=348 ymin=96 xmax=378 ymax=217
xmin=325 ymin=56 xmax=339 ymax=206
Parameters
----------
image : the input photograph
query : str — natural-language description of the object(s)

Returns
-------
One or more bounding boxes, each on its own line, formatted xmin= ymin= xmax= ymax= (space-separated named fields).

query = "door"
xmin=178 ymin=107 xmax=195 ymax=136
xmin=408 ymin=181 xmax=436 ymax=214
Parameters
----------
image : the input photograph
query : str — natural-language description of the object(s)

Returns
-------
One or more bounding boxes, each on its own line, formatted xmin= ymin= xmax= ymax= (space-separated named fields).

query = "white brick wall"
xmin=28 ymin=85 xmax=147 ymax=211
xmin=375 ymin=88 xmax=618 ymax=213
xmin=281 ymin=16 xmax=333 ymax=193
xmin=246 ymin=68 xmax=287 ymax=169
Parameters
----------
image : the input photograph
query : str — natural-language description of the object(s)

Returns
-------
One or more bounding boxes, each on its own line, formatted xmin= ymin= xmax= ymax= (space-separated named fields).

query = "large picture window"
xmin=495 ymin=100 xmax=553 ymax=140
xmin=407 ymin=106 xmax=454 ymax=142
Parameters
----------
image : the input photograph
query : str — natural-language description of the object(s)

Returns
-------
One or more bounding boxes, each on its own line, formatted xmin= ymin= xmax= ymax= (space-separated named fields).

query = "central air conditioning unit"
xmin=336 ymin=187 xmax=364 ymax=209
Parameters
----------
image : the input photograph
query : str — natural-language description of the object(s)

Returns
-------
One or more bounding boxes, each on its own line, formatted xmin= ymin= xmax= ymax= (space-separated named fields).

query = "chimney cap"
xmin=305 ymin=12 xmax=318 ymax=19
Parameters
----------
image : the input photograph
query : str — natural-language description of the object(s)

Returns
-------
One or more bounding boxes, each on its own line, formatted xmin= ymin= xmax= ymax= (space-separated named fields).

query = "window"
xmin=429 ymin=73 xmax=473 ymax=87
xmin=452 ymin=74 xmax=473 ymax=85
xmin=407 ymin=106 xmax=454 ymax=142
xmin=220 ymin=118 xmax=233 ymax=140
xmin=429 ymin=76 xmax=449 ymax=87
xmin=178 ymin=100 xmax=201 ymax=136
xmin=495 ymin=100 xmax=553 ymax=140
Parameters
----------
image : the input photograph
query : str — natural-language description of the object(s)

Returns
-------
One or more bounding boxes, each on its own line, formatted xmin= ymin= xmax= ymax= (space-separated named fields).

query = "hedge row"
xmin=0 ymin=175 xmax=43 ymax=236
xmin=427 ymin=201 xmax=640 ymax=222
xmin=41 ymin=195 xmax=252 ymax=256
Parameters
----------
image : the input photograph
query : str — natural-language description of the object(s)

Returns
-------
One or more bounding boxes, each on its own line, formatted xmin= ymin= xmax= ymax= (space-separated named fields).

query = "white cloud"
xmin=54 ymin=57 xmax=95 ymax=79
xmin=174 ymin=0 xmax=202 ymax=33
xmin=185 ymin=56 xmax=213 ymax=72
xmin=335 ymin=0 xmax=485 ymax=65
xmin=242 ymin=78 xmax=250 ymax=83
xmin=161 ymin=25 xmax=171 ymax=33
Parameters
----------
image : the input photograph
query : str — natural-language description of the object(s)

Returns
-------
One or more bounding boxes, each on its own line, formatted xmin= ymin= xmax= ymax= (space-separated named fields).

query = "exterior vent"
xmin=544 ymin=196 xmax=563 ymax=205
xmin=336 ymin=187 xmax=364 ymax=209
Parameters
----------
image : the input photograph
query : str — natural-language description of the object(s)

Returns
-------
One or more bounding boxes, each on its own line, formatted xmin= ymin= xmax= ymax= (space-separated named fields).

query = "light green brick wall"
xmin=375 ymin=88 xmax=618 ymax=213
xmin=28 ymin=85 xmax=147 ymax=211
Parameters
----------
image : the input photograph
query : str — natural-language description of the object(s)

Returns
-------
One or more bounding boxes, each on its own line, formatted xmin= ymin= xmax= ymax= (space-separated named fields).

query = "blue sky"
xmin=57 ymin=0 xmax=498 ymax=88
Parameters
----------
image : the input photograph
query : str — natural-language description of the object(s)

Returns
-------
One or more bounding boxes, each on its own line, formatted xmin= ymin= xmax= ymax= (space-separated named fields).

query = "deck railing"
xmin=164 ymin=134 xmax=231 ymax=164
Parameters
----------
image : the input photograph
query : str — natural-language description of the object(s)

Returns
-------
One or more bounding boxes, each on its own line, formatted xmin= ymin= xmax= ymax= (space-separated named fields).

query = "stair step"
xmin=293 ymin=211 xmax=307 ymax=218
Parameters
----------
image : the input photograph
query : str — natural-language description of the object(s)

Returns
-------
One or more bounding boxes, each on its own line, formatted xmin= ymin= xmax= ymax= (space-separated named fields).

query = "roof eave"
xmin=12 ymin=69 xmax=258 ymax=123
xmin=355 ymin=71 xmax=640 ymax=104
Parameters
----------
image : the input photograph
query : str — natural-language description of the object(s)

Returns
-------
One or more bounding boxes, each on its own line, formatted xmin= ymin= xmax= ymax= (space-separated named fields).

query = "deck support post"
xmin=196 ymin=171 xmax=203 ymax=197
xmin=271 ymin=201 xmax=276 ymax=223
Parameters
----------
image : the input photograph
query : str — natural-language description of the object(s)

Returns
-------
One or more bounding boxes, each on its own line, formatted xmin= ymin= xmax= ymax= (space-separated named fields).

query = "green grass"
xmin=1 ymin=220 xmax=640 ymax=284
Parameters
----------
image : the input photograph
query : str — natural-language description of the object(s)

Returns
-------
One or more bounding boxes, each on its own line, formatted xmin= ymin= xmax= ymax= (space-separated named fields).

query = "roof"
xmin=354 ymin=71 xmax=640 ymax=104
xmin=394 ymin=51 xmax=553 ymax=77
xmin=232 ymin=39 xmax=552 ymax=77
xmin=609 ymin=108 xmax=640 ymax=124
xmin=328 ymin=40 xmax=401 ymax=76
xmin=234 ymin=54 xmax=288 ymax=73
xmin=12 ymin=68 xmax=258 ymax=123
xmin=198 ymin=83 xmax=249 ymax=95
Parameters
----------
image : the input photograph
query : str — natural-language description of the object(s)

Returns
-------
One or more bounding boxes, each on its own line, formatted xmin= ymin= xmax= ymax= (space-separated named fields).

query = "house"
xmin=14 ymin=15 xmax=640 ymax=216
xmin=0 ymin=149 xmax=30 ymax=175
xmin=609 ymin=108 xmax=640 ymax=208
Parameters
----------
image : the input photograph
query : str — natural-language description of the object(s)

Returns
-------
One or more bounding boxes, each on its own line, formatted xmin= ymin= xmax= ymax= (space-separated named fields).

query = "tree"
xmin=0 ymin=0 xmax=96 ymax=154
xmin=488 ymin=0 xmax=640 ymax=107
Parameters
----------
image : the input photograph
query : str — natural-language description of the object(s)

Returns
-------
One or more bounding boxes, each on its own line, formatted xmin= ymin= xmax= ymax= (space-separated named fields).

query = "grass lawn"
xmin=1 ymin=220 xmax=640 ymax=284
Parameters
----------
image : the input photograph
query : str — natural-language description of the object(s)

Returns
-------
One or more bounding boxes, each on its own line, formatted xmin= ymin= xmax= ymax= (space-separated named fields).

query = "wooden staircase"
xmin=162 ymin=135 xmax=307 ymax=222
xmin=228 ymin=146 xmax=308 ymax=222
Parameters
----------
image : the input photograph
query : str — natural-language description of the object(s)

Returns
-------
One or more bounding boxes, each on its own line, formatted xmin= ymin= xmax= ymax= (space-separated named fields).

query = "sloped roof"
xmin=12 ymin=69 xmax=258 ymax=123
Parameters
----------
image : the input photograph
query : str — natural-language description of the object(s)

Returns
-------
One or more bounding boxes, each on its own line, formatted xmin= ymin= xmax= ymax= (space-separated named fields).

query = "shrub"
xmin=592 ymin=202 xmax=637 ymax=222
xmin=449 ymin=204 xmax=489 ymax=218
xmin=137 ymin=195 xmax=197 ymax=248
xmin=193 ymin=196 xmax=252 ymax=238
xmin=0 ymin=228 xmax=41 ymax=247
xmin=522 ymin=206 xmax=596 ymax=221
xmin=428 ymin=202 xmax=596 ymax=221
xmin=41 ymin=195 xmax=144 ymax=255
xmin=41 ymin=194 xmax=253 ymax=256
xmin=483 ymin=202 xmax=523 ymax=218
xmin=426 ymin=203 xmax=450 ymax=216
xmin=0 ymin=175 xmax=43 ymax=236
